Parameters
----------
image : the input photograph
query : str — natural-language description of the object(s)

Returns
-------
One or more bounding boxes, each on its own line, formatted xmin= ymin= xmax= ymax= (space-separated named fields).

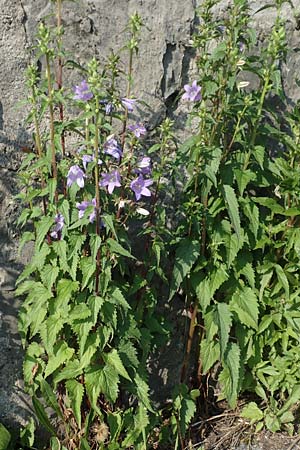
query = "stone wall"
xmin=1 ymin=0 xmax=300 ymax=429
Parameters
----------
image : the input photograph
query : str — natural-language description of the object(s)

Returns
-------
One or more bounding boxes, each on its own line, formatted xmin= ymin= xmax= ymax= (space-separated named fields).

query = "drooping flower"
xmin=104 ymin=138 xmax=122 ymax=160
xmin=130 ymin=174 xmax=153 ymax=201
xmin=73 ymin=80 xmax=93 ymax=101
xmin=121 ymin=97 xmax=136 ymax=111
xmin=82 ymin=154 xmax=94 ymax=170
xmin=100 ymin=170 xmax=121 ymax=194
xmin=128 ymin=123 xmax=147 ymax=138
xmin=182 ymin=80 xmax=202 ymax=102
xmin=67 ymin=165 xmax=86 ymax=188
xmin=135 ymin=156 xmax=151 ymax=175
xmin=76 ymin=198 xmax=96 ymax=223
xmin=50 ymin=213 xmax=64 ymax=239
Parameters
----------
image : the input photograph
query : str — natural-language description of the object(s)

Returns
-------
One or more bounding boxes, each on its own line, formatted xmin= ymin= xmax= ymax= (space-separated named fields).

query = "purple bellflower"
xmin=121 ymin=97 xmax=136 ymax=111
xmin=73 ymin=80 xmax=93 ymax=101
xmin=130 ymin=174 xmax=153 ymax=201
xmin=104 ymin=138 xmax=122 ymax=160
xmin=76 ymin=198 xmax=96 ymax=223
xmin=135 ymin=156 xmax=151 ymax=175
xmin=100 ymin=170 xmax=121 ymax=194
xmin=50 ymin=213 xmax=64 ymax=240
xmin=182 ymin=80 xmax=202 ymax=102
xmin=67 ymin=165 xmax=86 ymax=188
xmin=82 ymin=154 xmax=94 ymax=170
xmin=128 ymin=123 xmax=147 ymax=138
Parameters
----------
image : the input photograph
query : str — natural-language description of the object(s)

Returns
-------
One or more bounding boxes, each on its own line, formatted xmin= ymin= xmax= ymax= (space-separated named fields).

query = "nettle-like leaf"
xmin=66 ymin=379 xmax=84 ymax=428
xmin=214 ymin=303 xmax=232 ymax=358
xmin=230 ymin=287 xmax=259 ymax=329
xmin=44 ymin=341 xmax=75 ymax=378
xmin=103 ymin=349 xmax=131 ymax=381
xmin=85 ymin=365 xmax=119 ymax=407
xmin=169 ymin=238 xmax=200 ymax=300
xmin=218 ymin=342 xmax=241 ymax=407
xmin=200 ymin=338 xmax=220 ymax=374
xmin=222 ymin=185 xmax=242 ymax=244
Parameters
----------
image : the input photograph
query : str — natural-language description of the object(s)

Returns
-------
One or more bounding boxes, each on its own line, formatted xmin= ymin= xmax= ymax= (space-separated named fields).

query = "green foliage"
xmin=16 ymin=0 xmax=300 ymax=447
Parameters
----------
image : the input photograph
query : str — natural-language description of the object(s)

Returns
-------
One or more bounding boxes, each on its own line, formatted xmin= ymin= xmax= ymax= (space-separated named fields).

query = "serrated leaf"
xmin=80 ymin=257 xmax=95 ymax=290
xmin=169 ymin=238 xmax=200 ymax=300
xmin=222 ymin=185 xmax=241 ymax=244
xmin=44 ymin=341 xmax=74 ymax=378
xmin=85 ymin=365 xmax=119 ymax=406
xmin=104 ymin=349 xmax=131 ymax=381
xmin=90 ymin=234 xmax=101 ymax=261
xmin=275 ymin=264 xmax=289 ymax=299
xmin=66 ymin=379 xmax=84 ymax=428
xmin=35 ymin=216 xmax=54 ymax=249
xmin=134 ymin=373 xmax=153 ymax=412
xmin=119 ymin=341 xmax=139 ymax=369
xmin=234 ymin=168 xmax=255 ymax=195
xmin=52 ymin=240 xmax=69 ymax=273
xmin=218 ymin=342 xmax=240 ymax=407
xmin=107 ymin=238 xmax=135 ymax=259
xmin=40 ymin=264 xmax=59 ymax=291
xmin=230 ymin=287 xmax=259 ymax=329
xmin=69 ymin=304 xmax=91 ymax=322
xmin=20 ymin=418 xmax=35 ymax=448
xmin=109 ymin=287 xmax=130 ymax=310
xmin=200 ymin=339 xmax=220 ymax=373
xmin=241 ymin=199 xmax=260 ymax=240
xmin=102 ymin=214 xmax=118 ymax=239
xmin=214 ymin=303 xmax=232 ymax=358
xmin=54 ymin=360 xmax=83 ymax=383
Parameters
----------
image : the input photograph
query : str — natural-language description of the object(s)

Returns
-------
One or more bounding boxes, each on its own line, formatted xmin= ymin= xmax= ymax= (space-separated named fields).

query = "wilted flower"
xmin=182 ymin=80 xmax=202 ymax=102
xmin=105 ymin=102 xmax=114 ymax=114
xmin=237 ymin=81 xmax=250 ymax=89
xmin=50 ymin=213 xmax=64 ymax=239
xmin=100 ymin=170 xmax=121 ymax=194
xmin=128 ymin=123 xmax=147 ymax=138
xmin=130 ymin=174 xmax=153 ymax=201
xmin=73 ymin=80 xmax=93 ymax=101
xmin=76 ymin=198 xmax=96 ymax=223
xmin=121 ymin=97 xmax=136 ymax=111
xmin=136 ymin=207 xmax=150 ymax=216
xmin=67 ymin=165 xmax=86 ymax=188
xmin=135 ymin=156 xmax=151 ymax=175
xmin=104 ymin=138 xmax=122 ymax=160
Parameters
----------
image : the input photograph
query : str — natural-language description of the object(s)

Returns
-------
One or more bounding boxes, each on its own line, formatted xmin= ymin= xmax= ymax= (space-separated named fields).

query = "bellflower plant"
xmin=128 ymin=122 xmax=147 ymax=138
xmin=182 ymin=80 xmax=202 ymax=102
xmin=130 ymin=174 xmax=153 ymax=200
xmin=73 ymin=79 xmax=93 ymax=101
xmin=67 ymin=164 xmax=86 ymax=188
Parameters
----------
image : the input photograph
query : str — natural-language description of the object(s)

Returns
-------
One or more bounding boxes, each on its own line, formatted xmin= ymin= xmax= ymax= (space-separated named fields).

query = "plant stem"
xmin=56 ymin=0 xmax=65 ymax=158
xmin=45 ymin=53 xmax=58 ymax=204
xmin=94 ymin=98 xmax=101 ymax=295
xmin=121 ymin=48 xmax=133 ymax=150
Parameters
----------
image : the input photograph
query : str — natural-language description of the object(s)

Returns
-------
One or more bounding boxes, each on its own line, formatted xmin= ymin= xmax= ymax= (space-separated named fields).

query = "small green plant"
xmin=16 ymin=2 xmax=175 ymax=448
xmin=170 ymin=0 xmax=300 ymax=434
xmin=16 ymin=0 xmax=300 ymax=447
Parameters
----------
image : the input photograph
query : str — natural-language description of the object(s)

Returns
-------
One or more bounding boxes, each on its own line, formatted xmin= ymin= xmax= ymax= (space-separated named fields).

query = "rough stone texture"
xmin=1 ymin=0 xmax=300 ymax=431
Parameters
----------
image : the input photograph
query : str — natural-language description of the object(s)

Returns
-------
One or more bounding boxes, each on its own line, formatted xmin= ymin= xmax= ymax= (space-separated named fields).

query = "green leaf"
xmin=275 ymin=264 xmax=289 ymax=299
xmin=0 ymin=423 xmax=11 ymax=450
xmin=20 ymin=418 xmax=35 ymax=448
xmin=80 ymin=257 xmax=95 ymax=290
xmin=241 ymin=402 xmax=264 ymax=423
xmin=218 ymin=342 xmax=240 ymax=408
xmin=134 ymin=373 xmax=153 ymax=412
xmin=44 ymin=342 xmax=75 ymax=378
xmin=66 ymin=379 xmax=84 ymax=428
xmin=102 ymin=214 xmax=118 ymax=239
xmin=200 ymin=339 xmax=220 ymax=373
xmin=40 ymin=380 xmax=63 ymax=419
xmin=169 ymin=238 xmax=200 ymax=300
xmin=54 ymin=360 xmax=83 ymax=383
xmin=69 ymin=304 xmax=91 ymax=322
xmin=48 ymin=178 xmax=57 ymax=203
xmin=85 ymin=365 xmax=119 ymax=406
xmin=35 ymin=216 xmax=54 ymax=249
xmin=40 ymin=264 xmax=59 ymax=291
xmin=52 ymin=240 xmax=69 ymax=273
xmin=241 ymin=199 xmax=260 ymax=239
xmin=230 ymin=287 xmax=259 ymax=329
xmin=214 ymin=303 xmax=232 ymax=358
xmin=279 ymin=385 xmax=300 ymax=415
xmin=234 ymin=168 xmax=255 ymax=195
xmin=104 ymin=349 xmax=131 ymax=381
xmin=107 ymin=238 xmax=135 ymax=259
xmin=32 ymin=396 xmax=56 ymax=435
xmin=109 ymin=287 xmax=130 ymax=310
xmin=90 ymin=234 xmax=101 ymax=261
xmin=222 ymin=185 xmax=241 ymax=244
